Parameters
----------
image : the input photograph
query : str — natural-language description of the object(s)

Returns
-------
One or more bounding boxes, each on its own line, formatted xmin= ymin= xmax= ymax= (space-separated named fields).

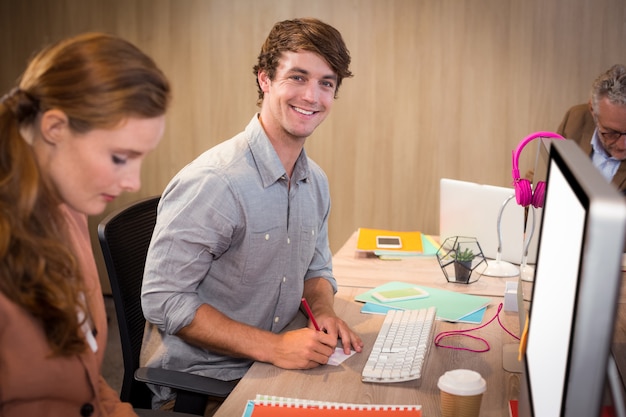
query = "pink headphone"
xmin=512 ymin=131 xmax=565 ymax=208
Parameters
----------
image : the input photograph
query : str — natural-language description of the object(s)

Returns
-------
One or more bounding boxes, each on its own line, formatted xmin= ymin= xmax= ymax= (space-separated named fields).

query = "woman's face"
xmin=38 ymin=112 xmax=166 ymax=215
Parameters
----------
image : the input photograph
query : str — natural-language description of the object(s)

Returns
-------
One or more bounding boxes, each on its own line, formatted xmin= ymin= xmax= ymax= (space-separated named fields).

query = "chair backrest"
xmin=98 ymin=196 xmax=160 ymax=408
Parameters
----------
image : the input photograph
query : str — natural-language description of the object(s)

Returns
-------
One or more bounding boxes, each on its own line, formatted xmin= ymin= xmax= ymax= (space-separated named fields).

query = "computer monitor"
xmin=518 ymin=139 xmax=626 ymax=417
xmin=606 ymin=351 xmax=626 ymax=417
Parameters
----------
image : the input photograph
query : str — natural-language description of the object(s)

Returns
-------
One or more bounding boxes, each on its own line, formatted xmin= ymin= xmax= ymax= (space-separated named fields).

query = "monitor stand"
xmin=503 ymin=343 xmax=523 ymax=373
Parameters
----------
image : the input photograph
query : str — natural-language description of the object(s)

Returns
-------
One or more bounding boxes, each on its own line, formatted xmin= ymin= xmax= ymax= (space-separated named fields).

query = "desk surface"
xmin=333 ymin=231 xmax=626 ymax=302
xmin=214 ymin=286 xmax=522 ymax=417
xmin=214 ymin=231 xmax=626 ymax=417
xmin=214 ymin=232 xmax=530 ymax=417
xmin=332 ymin=232 xmax=533 ymax=299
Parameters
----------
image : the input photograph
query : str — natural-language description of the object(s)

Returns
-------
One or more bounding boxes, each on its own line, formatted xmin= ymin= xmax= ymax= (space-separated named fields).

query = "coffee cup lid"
xmin=437 ymin=369 xmax=487 ymax=396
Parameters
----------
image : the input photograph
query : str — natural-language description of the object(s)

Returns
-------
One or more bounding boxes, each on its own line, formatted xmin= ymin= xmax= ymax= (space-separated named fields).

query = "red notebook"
xmin=245 ymin=396 xmax=422 ymax=417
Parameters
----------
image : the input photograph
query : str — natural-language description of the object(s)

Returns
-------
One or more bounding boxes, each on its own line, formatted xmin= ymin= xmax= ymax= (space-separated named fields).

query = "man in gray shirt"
xmin=141 ymin=18 xmax=364 ymax=411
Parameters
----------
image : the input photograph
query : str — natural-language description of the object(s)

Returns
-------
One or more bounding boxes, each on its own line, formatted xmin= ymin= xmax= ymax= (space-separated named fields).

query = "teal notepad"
xmin=420 ymin=234 xmax=440 ymax=255
xmin=359 ymin=303 xmax=403 ymax=315
xmin=242 ymin=400 xmax=255 ymax=417
xmin=355 ymin=281 xmax=491 ymax=322
xmin=360 ymin=302 xmax=487 ymax=324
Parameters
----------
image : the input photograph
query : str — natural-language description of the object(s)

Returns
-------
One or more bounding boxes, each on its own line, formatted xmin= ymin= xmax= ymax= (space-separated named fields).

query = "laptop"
xmin=439 ymin=178 xmax=540 ymax=265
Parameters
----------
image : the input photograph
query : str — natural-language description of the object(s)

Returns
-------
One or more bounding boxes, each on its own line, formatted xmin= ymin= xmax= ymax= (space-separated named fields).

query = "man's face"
xmin=258 ymin=50 xmax=337 ymax=142
xmin=595 ymin=97 xmax=626 ymax=160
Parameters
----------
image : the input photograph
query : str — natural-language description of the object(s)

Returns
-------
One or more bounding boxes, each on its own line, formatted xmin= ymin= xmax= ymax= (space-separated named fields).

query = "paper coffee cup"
xmin=438 ymin=369 xmax=486 ymax=417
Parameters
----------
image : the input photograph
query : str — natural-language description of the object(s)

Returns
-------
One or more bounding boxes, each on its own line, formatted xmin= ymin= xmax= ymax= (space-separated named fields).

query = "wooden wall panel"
xmin=1 ymin=0 xmax=625 ymax=292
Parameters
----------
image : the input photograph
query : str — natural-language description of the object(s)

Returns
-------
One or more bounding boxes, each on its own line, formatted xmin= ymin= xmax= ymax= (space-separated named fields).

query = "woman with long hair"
xmin=0 ymin=32 xmax=170 ymax=416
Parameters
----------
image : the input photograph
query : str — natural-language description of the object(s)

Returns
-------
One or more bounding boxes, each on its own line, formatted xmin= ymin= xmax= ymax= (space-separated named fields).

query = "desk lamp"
xmin=481 ymin=194 xmax=520 ymax=277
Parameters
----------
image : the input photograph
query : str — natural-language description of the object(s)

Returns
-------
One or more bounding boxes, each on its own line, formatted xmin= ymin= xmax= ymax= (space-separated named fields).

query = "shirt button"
xmin=282 ymin=276 xmax=286 ymax=283
xmin=274 ymin=316 xmax=280 ymax=323
xmin=287 ymin=237 xmax=290 ymax=244
xmin=312 ymin=229 xmax=315 ymax=236
xmin=265 ymin=234 xmax=270 ymax=240
xmin=80 ymin=403 xmax=94 ymax=417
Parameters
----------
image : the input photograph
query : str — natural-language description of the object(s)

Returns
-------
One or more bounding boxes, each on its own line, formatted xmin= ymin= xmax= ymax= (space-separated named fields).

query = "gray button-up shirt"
xmin=141 ymin=115 xmax=336 ymax=391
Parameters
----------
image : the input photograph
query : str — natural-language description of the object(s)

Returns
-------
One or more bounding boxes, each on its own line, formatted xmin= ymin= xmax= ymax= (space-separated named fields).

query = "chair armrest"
xmin=135 ymin=367 xmax=238 ymax=398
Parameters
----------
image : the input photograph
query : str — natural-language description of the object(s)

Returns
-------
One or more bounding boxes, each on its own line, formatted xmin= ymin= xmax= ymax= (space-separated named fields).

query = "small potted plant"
xmin=452 ymin=246 xmax=475 ymax=283
xmin=436 ymin=236 xmax=486 ymax=284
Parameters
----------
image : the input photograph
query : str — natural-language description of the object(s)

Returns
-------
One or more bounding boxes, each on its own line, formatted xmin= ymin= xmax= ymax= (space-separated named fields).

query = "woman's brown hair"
xmin=0 ymin=32 xmax=170 ymax=355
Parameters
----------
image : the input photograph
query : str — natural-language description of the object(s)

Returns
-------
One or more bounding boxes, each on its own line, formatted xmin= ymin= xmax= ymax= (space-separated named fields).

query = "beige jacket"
xmin=557 ymin=103 xmax=626 ymax=192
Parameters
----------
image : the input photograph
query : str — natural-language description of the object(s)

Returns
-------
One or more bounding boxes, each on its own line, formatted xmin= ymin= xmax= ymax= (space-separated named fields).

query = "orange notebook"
xmin=356 ymin=228 xmax=423 ymax=254
xmin=244 ymin=396 xmax=422 ymax=416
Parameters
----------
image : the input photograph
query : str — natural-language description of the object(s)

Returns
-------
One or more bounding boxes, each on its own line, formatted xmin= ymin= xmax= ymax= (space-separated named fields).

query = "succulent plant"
xmin=453 ymin=246 xmax=475 ymax=262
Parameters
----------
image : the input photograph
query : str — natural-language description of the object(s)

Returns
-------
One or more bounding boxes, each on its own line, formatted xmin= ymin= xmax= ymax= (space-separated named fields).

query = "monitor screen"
xmin=518 ymin=139 xmax=626 ymax=417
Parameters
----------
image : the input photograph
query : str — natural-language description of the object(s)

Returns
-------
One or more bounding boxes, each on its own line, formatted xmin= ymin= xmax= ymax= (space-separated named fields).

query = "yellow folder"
xmin=356 ymin=228 xmax=424 ymax=254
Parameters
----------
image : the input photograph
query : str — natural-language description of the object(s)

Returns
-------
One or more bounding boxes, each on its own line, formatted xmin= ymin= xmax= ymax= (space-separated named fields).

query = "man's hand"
xmin=314 ymin=312 xmax=364 ymax=355
xmin=303 ymin=277 xmax=364 ymax=355
xmin=269 ymin=328 xmax=337 ymax=369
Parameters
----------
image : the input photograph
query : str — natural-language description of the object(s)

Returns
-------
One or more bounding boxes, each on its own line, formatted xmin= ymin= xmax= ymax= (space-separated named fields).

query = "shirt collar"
xmin=245 ymin=114 xmax=310 ymax=188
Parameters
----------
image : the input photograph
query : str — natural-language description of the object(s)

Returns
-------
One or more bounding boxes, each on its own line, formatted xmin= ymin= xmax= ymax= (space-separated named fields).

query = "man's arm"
xmin=176 ymin=302 xmax=338 ymax=369
xmin=302 ymin=277 xmax=364 ymax=354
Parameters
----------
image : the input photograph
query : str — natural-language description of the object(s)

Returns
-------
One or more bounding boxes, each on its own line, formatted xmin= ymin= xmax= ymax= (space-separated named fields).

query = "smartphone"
xmin=371 ymin=287 xmax=429 ymax=303
xmin=376 ymin=235 xmax=402 ymax=249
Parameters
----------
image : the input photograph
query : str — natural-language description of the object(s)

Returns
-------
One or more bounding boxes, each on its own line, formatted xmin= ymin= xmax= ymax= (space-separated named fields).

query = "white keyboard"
xmin=362 ymin=306 xmax=436 ymax=383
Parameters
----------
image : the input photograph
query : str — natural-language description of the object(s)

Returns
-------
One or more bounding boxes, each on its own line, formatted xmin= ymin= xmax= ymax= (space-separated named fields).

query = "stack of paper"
xmin=356 ymin=281 xmax=490 ymax=323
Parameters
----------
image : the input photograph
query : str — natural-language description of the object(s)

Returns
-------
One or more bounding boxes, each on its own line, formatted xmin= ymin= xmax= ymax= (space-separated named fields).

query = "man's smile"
xmin=292 ymin=106 xmax=316 ymax=116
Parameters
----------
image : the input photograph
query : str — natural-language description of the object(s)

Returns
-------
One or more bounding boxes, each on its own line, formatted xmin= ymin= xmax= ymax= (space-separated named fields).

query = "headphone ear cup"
xmin=511 ymin=131 xmax=565 ymax=208
xmin=515 ymin=178 xmax=532 ymax=207
xmin=532 ymin=181 xmax=545 ymax=208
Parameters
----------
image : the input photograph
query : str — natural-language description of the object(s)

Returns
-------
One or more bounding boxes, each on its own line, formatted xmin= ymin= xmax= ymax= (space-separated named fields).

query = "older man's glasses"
xmin=597 ymin=123 xmax=626 ymax=143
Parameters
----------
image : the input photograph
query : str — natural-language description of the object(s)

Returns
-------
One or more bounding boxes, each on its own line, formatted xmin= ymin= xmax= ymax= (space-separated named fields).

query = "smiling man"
xmin=140 ymin=18 xmax=363 ymax=415
xmin=557 ymin=64 xmax=626 ymax=192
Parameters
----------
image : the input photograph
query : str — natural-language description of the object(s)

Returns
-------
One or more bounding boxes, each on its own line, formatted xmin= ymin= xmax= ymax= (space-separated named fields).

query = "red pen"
xmin=301 ymin=297 xmax=321 ymax=331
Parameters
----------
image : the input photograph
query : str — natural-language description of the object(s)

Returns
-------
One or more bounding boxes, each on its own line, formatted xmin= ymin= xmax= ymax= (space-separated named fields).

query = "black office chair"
xmin=98 ymin=196 xmax=238 ymax=415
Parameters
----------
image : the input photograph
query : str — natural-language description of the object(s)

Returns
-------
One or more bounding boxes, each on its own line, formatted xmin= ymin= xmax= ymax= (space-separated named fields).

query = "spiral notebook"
xmin=242 ymin=395 xmax=422 ymax=416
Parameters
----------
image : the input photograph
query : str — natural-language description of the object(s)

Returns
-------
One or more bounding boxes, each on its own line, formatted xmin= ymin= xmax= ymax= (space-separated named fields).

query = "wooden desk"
xmin=333 ymin=232 xmax=534 ymax=299
xmin=333 ymin=231 xmax=626 ymax=302
xmin=214 ymin=231 xmax=626 ymax=416
xmin=215 ymin=287 xmax=521 ymax=417
xmin=215 ymin=233 xmax=527 ymax=417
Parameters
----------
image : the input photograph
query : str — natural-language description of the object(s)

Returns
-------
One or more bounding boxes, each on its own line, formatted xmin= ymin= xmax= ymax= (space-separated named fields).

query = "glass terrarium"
xmin=436 ymin=236 xmax=487 ymax=284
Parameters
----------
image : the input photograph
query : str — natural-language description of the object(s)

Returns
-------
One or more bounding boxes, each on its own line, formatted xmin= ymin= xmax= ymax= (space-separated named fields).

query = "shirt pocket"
xmin=241 ymin=226 xmax=284 ymax=285
xmin=298 ymin=224 xmax=318 ymax=273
